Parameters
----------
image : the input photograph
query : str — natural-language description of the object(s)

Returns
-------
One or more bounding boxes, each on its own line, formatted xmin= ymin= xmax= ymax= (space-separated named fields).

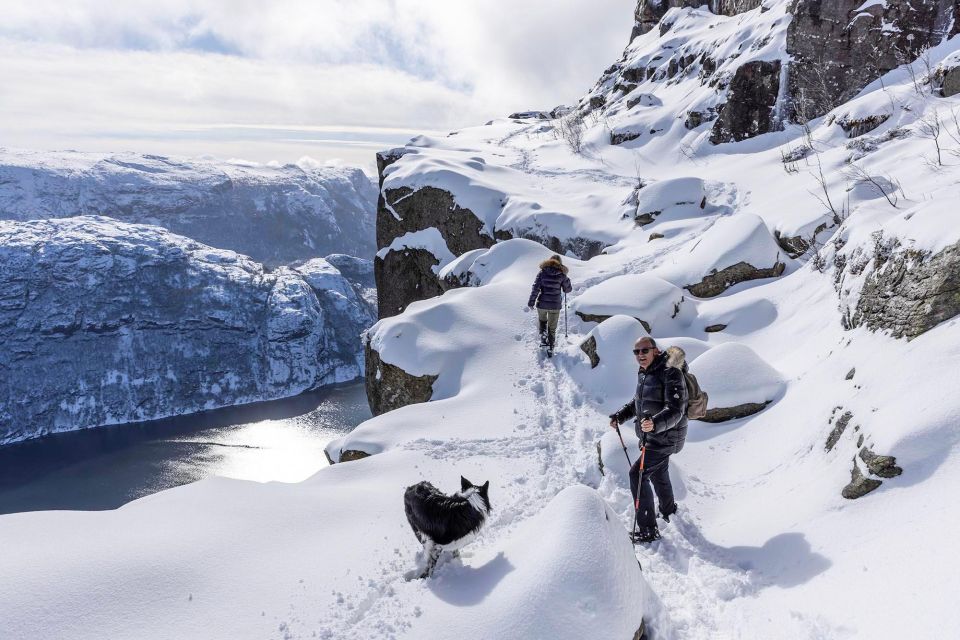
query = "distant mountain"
xmin=0 ymin=149 xmax=377 ymax=266
xmin=0 ymin=216 xmax=373 ymax=445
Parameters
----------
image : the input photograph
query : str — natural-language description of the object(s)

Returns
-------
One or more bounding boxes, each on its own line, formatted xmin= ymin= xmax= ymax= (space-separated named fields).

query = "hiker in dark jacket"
xmin=527 ymin=255 xmax=572 ymax=356
xmin=609 ymin=336 xmax=688 ymax=543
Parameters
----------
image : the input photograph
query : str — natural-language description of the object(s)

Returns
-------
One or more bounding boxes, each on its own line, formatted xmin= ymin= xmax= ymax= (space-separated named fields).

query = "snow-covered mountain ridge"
xmin=0 ymin=148 xmax=377 ymax=267
xmin=2 ymin=2 xmax=960 ymax=639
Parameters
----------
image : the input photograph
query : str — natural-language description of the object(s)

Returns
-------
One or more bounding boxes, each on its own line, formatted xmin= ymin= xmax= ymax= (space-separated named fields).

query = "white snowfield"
xmin=4 ymin=2 xmax=960 ymax=640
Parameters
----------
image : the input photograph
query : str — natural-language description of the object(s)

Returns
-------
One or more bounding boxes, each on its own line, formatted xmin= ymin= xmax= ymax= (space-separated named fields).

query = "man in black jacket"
xmin=609 ymin=336 xmax=688 ymax=543
xmin=527 ymin=255 xmax=572 ymax=357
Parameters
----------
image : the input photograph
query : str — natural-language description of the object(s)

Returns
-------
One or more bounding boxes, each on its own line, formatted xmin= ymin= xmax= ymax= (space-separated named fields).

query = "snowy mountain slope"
xmin=0 ymin=149 xmax=377 ymax=266
xmin=3 ymin=2 xmax=960 ymax=639
xmin=0 ymin=217 xmax=370 ymax=444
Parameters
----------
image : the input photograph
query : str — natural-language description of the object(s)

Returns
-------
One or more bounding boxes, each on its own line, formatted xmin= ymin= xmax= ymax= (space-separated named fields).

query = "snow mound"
xmin=439 ymin=238 xmax=559 ymax=287
xmin=633 ymin=177 xmax=707 ymax=222
xmin=570 ymin=315 xmax=649 ymax=412
xmin=689 ymin=342 xmax=785 ymax=410
xmin=573 ymin=273 xmax=696 ymax=333
xmin=415 ymin=485 xmax=647 ymax=640
xmin=653 ymin=214 xmax=789 ymax=292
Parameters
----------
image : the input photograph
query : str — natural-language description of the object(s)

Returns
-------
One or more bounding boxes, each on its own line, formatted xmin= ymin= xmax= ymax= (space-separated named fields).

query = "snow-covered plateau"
xmin=0 ymin=217 xmax=373 ymax=444
xmin=3 ymin=1 xmax=960 ymax=639
xmin=0 ymin=149 xmax=377 ymax=266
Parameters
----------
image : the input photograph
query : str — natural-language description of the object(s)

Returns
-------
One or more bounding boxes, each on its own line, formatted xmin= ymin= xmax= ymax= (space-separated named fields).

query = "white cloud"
xmin=0 ymin=0 xmax=635 ymax=165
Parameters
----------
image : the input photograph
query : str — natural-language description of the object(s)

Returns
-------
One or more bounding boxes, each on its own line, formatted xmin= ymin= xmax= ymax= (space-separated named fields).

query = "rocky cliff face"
xmin=787 ymin=0 xmax=960 ymax=118
xmin=0 ymin=217 xmax=367 ymax=445
xmin=0 ymin=149 xmax=377 ymax=267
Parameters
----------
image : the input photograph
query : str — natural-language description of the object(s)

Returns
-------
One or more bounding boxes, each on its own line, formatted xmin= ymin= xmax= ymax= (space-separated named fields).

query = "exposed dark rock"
xmin=851 ymin=240 xmax=960 ymax=338
xmin=596 ymin=440 xmax=605 ymax=476
xmin=775 ymin=221 xmax=829 ymax=258
xmin=339 ymin=449 xmax=371 ymax=463
xmin=685 ymin=108 xmax=718 ymax=129
xmin=699 ymin=401 xmax=770 ymax=423
xmin=377 ymin=186 xmax=494 ymax=258
xmin=845 ymin=368 xmax=856 ymax=380
xmin=837 ymin=114 xmax=891 ymax=138
xmin=649 ymin=232 xmax=665 ymax=242
xmin=842 ymin=460 xmax=883 ymax=499
xmin=589 ymin=95 xmax=607 ymax=110
xmin=942 ymin=65 xmax=960 ymax=97
xmin=859 ymin=447 xmax=903 ymax=478
xmin=685 ymin=260 xmax=786 ymax=297
xmin=575 ymin=312 xmax=651 ymax=333
xmin=364 ymin=337 xmax=437 ymax=416
xmin=611 ymin=129 xmax=644 ymax=145
xmin=374 ymin=248 xmax=445 ymax=318
xmin=324 ymin=449 xmax=336 ymax=465
xmin=704 ymin=324 xmax=727 ymax=333
xmin=581 ymin=335 xmax=600 ymax=368
xmin=787 ymin=0 xmax=960 ymax=119
xmin=634 ymin=210 xmax=661 ymax=226
xmin=375 ymin=184 xmax=496 ymax=318
xmin=826 ymin=410 xmax=854 ymax=452
xmin=633 ymin=619 xmax=648 ymax=640
xmin=376 ymin=149 xmax=409 ymax=189
xmin=710 ymin=60 xmax=782 ymax=144
xmin=508 ymin=111 xmax=550 ymax=120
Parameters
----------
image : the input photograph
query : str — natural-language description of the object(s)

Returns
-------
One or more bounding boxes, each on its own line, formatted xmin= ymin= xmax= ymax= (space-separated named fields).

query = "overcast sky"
xmin=0 ymin=0 xmax=635 ymax=169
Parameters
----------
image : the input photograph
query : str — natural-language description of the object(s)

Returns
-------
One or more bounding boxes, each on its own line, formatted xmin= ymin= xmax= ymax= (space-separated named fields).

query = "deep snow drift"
xmin=3 ymin=1 xmax=960 ymax=639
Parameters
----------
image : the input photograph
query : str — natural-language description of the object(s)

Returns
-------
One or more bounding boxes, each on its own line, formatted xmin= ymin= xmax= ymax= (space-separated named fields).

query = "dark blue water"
xmin=0 ymin=382 xmax=371 ymax=515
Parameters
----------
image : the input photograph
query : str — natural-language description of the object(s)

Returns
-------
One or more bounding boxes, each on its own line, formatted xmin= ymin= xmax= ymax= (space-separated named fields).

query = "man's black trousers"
xmin=628 ymin=447 xmax=675 ymax=528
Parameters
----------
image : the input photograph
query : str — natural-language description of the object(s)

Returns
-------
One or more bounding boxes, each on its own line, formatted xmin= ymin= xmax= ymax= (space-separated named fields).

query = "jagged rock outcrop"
xmin=630 ymin=0 xmax=763 ymax=39
xmin=850 ymin=240 xmax=960 ymax=338
xmin=0 ymin=149 xmax=377 ymax=267
xmin=0 ymin=217 xmax=360 ymax=445
xmin=786 ymin=0 xmax=960 ymax=119
xmin=364 ymin=337 xmax=437 ymax=416
xmin=710 ymin=61 xmax=782 ymax=144
xmin=374 ymin=247 xmax=447 ymax=318
xmin=699 ymin=401 xmax=771 ymax=423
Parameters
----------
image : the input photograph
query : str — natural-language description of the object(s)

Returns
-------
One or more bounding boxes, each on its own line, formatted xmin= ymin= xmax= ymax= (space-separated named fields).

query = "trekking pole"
xmin=632 ymin=432 xmax=647 ymax=544
xmin=563 ymin=292 xmax=568 ymax=338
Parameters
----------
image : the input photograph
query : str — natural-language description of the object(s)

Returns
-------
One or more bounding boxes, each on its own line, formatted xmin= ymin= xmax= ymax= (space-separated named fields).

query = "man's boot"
xmin=630 ymin=525 xmax=661 ymax=544
xmin=538 ymin=320 xmax=548 ymax=347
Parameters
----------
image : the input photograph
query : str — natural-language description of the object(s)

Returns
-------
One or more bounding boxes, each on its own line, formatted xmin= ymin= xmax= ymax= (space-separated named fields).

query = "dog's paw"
xmin=403 ymin=568 xmax=422 ymax=582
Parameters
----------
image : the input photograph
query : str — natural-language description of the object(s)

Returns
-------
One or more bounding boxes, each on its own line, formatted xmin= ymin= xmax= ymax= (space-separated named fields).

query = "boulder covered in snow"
xmin=0 ymin=149 xmax=377 ymax=267
xmin=630 ymin=177 xmax=707 ymax=226
xmin=688 ymin=342 xmax=785 ymax=422
xmin=654 ymin=214 xmax=788 ymax=297
xmin=573 ymin=273 xmax=696 ymax=333
xmin=0 ymin=216 xmax=362 ymax=445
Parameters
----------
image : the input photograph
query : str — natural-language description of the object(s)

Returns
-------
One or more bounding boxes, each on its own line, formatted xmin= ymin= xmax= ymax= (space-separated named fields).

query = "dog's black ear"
xmin=460 ymin=476 xmax=472 ymax=491
xmin=480 ymin=480 xmax=490 ymax=495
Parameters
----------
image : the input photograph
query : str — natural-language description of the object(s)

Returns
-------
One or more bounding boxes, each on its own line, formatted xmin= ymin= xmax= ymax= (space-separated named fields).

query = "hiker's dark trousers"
xmin=629 ymin=447 xmax=675 ymax=529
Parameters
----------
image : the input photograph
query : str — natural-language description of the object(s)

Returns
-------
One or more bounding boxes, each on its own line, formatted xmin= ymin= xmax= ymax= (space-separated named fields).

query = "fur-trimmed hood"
xmin=539 ymin=257 xmax=569 ymax=274
xmin=665 ymin=346 xmax=687 ymax=369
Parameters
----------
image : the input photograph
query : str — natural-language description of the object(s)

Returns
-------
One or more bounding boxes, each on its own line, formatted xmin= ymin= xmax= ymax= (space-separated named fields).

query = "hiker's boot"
xmin=659 ymin=503 xmax=678 ymax=524
xmin=630 ymin=526 xmax=661 ymax=544
xmin=546 ymin=331 xmax=556 ymax=357
xmin=538 ymin=320 xmax=548 ymax=347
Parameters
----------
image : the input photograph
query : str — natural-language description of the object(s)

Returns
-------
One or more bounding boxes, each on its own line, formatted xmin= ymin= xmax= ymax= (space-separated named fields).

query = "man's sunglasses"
xmin=632 ymin=347 xmax=654 ymax=355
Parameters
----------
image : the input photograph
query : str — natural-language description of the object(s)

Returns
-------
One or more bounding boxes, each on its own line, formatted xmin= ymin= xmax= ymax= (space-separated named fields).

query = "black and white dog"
xmin=403 ymin=476 xmax=491 ymax=579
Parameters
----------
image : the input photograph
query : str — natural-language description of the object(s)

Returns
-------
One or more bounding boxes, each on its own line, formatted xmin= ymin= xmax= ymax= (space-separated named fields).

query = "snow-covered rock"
xmin=653 ymin=214 xmax=789 ymax=297
xmin=688 ymin=342 xmax=785 ymax=422
xmin=573 ymin=273 xmax=696 ymax=334
xmin=0 ymin=217 xmax=365 ymax=444
xmin=0 ymin=149 xmax=377 ymax=267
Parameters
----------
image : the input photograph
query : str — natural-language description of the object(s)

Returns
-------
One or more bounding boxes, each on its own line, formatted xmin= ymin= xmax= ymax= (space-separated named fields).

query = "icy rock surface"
xmin=0 ymin=149 xmax=377 ymax=267
xmin=0 ymin=217 xmax=365 ymax=444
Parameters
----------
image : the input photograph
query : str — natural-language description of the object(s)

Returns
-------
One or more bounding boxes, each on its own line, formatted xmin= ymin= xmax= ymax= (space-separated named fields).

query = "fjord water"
xmin=0 ymin=382 xmax=370 ymax=515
